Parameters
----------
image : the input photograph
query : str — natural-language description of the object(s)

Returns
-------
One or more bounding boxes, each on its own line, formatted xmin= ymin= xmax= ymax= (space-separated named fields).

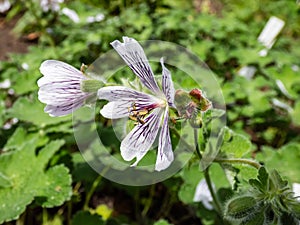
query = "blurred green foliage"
xmin=0 ymin=0 xmax=300 ymax=224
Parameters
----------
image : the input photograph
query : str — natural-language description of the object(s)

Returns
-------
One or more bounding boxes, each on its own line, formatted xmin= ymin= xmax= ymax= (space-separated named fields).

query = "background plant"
xmin=0 ymin=0 xmax=299 ymax=224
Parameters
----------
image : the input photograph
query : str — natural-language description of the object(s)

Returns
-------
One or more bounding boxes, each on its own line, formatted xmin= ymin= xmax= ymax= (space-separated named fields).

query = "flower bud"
xmin=225 ymin=195 xmax=258 ymax=220
xmin=174 ymin=89 xmax=192 ymax=116
xmin=189 ymin=88 xmax=212 ymax=112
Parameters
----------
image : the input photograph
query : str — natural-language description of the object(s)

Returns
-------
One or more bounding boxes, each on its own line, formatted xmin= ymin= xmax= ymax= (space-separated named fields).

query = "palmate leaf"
xmin=219 ymin=127 xmax=252 ymax=158
xmin=256 ymin=143 xmax=300 ymax=183
xmin=3 ymin=127 xmax=49 ymax=152
xmin=7 ymin=96 xmax=70 ymax=127
xmin=178 ymin=162 xmax=229 ymax=204
xmin=0 ymin=135 xmax=72 ymax=223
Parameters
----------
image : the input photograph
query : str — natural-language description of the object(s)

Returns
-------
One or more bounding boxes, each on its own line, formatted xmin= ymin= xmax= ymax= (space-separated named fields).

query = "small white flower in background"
xmin=257 ymin=16 xmax=285 ymax=57
xmin=0 ymin=79 xmax=11 ymax=89
xmin=193 ymin=179 xmax=214 ymax=210
xmin=291 ymin=64 xmax=299 ymax=72
xmin=40 ymin=0 xmax=63 ymax=12
xmin=3 ymin=118 xmax=18 ymax=130
xmin=21 ymin=62 xmax=29 ymax=71
xmin=62 ymin=7 xmax=80 ymax=23
xmin=98 ymin=37 xmax=176 ymax=171
xmin=275 ymin=79 xmax=293 ymax=99
xmin=8 ymin=88 xmax=14 ymax=95
xmin=258 ymin=16 xmax=285 ymax=49
xmin=293 ymin=183 xmax=300 ymax=201
xmin=86 ymin=13 xmax=105 ymax=23
xmin=237 ymin=66 xmax=256 ymax=80
xmin=0 ymin=0 xmax=10 ymax=13
xmin=258 ymin=49 xmax=268 ymax=57
xmin=37 ymin=60 xmax=95 ymax=117
xmin=271 ymin=98 xmax=293 ymax=114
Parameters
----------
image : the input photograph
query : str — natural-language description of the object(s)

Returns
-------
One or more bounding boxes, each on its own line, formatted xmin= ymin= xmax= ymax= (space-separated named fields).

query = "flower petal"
xmin=98 ymin=86 xmax=159 ymax=119
xmin=37 ymin=60 xmax=92 ymax=116
xmin=160 ymin=58 xmax=176 ymax=108
xmin=193 ymin=179 xmax=214 ymax=210
xmin=111 ymin=37 xmax=160 ymax=93
xmin=39 ymin=60 xmax=83 ymax=83
xmin=44 ymin=100 xmax=83 ymax=117
xmin=120 ymin=108 xmax=164 ymax=166
xmin=155 ymin=108 xmax=174 ymax=171
xmin=38 ymin=81 xmax=82 ymax=102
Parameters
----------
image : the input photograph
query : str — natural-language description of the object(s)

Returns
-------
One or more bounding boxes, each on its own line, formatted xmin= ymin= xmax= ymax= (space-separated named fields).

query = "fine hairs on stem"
xmin=193 ymin=128 xmax=222 ymax=216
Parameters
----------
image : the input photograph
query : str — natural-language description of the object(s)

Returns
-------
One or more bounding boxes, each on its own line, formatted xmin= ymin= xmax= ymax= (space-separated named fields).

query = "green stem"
xmin=134 ymin=189 xmax=143 ymax=225
xmin=203 ymin=168 xmax=222 ymax=215
xmin=67 ymin=200 xmax=72 ymax=225
xmin=142 ymin=184 xmax=155 ymax=217
xmin=83 ymin=175 xmax=102 ymax=210
xmin=194 ymin=128 xmax=222 ymax=216
xmin=83 ymin=167 xmax=109 ymax=210
xmin=194 ymin=129 xmax=202 ymax=160
xmin=214 ymin=158 xmax=261 ymax=169
xmin=42 ymin=208 xmax=48 ymax=224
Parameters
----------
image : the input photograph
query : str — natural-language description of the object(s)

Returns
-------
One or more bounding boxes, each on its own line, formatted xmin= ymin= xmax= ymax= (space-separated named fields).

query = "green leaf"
xmin=7 ymin=96 xmax=70 ymax=127
xmin=178 ymin=163 xmax=204 ymax=204
xmin=240 ymin=211 xmax=265 ymax=225
xmin=179 ymin=163 xmax=229 ymax=204
xmin=249 ymin=167 xmax=268 ymax=193
xmin=154 ymin=219 xmax=174 ymax=225
xmin=291 ymin=100 xmax=300 ymax=126
xmin=256 ymin=143 xmax=300 ymax=183
xmin=266 ymin=65 xmax=300 ymax=99
xmin=290 ymin=201 xmax=300 ymax=220
xmin=0 ymin=137 xmax=71 ymax=223
xmin=0 ymin=172 xmax=12 ymax=188
xmin=3 ymin=127 xmax=49 ymax=152
xmin=219 ymin=127 xmax=252 ymax=158
xmin=3 ymin=127 xmax=27 ymax=151
xmin=269 ymin=170 xmax=288 ymax=190
xmin=72 ymin=152 xmax=98 ymax=184
xmin=72 ymin=211 xmax=104 ymax=225
xmin=279 ymin=213 xmax=299 ymax=225
xmin=257 ymin=167 xmax=269 ymax=189
xmin=224 ymin=195 xmax=258 ymax=220
xmin=35 ymin=165 xmax=72 ymax=207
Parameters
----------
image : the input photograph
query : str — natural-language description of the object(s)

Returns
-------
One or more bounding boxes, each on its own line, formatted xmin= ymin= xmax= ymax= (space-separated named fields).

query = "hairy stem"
xmin=214 ymin=158 xmax=261 ymax=169
xmin=194 ymin=129 xmax=222 ymax=216
xmin=203 ymin=168 xmax=222 ymax=214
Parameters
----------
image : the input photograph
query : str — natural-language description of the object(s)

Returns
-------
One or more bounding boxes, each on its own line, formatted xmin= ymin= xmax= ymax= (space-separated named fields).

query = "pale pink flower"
xmin=38 ymin=60 xmax=94 ymax=116
xmin=98 ymin=37 xmax=176 ymax=171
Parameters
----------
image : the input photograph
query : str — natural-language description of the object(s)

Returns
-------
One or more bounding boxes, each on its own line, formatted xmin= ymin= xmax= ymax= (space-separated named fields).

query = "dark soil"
xmin=0 ymin=14 xmax=33 ymax=61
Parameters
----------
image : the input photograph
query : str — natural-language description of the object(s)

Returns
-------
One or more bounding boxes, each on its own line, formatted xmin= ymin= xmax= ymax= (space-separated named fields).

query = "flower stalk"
xmin=194 ymin=128 xmax=223 ymax=218
xmin=213 ymin=158 xmax=261 ymax=169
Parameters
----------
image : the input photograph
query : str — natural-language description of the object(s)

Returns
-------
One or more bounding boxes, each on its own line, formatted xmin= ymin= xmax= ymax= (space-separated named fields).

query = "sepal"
xmin=80 ymin=79 xmax=104 ymax=93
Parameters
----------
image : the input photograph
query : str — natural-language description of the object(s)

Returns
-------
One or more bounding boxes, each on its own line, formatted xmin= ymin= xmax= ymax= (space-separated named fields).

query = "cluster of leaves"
xmin=225 ymin=167 xmax=300 ymax=225
xmin=0 ymin=0 xmax=299 ymax=225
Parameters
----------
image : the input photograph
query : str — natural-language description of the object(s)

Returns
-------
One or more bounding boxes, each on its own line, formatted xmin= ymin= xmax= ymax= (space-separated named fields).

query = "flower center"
xmin=157 ymin=98 xmax=167 ymax=108
xmin=128 ymin=102 xmax=150 ymax=124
